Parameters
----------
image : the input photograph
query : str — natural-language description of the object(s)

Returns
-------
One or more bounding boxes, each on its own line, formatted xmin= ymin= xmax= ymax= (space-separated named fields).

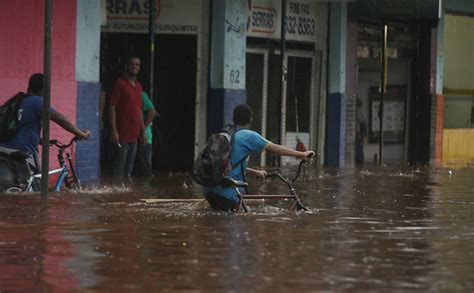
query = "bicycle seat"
xmin=0 ymin=147 xmax=30 ymax=161
xmin=220 ymin=177 xmax=248 ymax=188
xmin=10 ymin=151 xmax=31 ymax=161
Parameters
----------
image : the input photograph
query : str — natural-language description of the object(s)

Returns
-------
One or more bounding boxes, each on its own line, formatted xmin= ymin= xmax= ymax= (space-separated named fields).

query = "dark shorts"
xmin=204 ymin=192 xmax=238 ymax=212
xmin=0 ymin=154 xmax=30 ymax=190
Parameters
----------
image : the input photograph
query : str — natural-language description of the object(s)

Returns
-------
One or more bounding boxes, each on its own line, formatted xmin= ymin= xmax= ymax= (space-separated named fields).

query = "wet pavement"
xmin=1 ymin=165 xmax=474 ymax=291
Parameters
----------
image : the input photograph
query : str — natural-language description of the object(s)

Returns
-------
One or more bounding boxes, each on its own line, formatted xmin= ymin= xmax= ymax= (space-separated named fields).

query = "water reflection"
xmin=0 ymin=196 xmax=106 ymax=291
xmin=1 ymin=166 xmax=474 ymax=291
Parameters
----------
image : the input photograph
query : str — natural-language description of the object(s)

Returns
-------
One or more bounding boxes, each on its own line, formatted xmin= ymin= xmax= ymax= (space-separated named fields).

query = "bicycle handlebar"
xmin=293 ymin=159 xmax=309 ymax=181
xmin=266 ymin=159 xmax=309 ymax=183
xmin=265 ymin=172 xmax=286 ymax=181
xmin=49 ymin=137 xmax=78 ymax=149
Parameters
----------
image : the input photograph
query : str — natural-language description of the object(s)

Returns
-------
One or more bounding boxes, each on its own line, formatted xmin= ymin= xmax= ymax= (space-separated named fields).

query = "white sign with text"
xmin=102 ymin=0 xmax=201 ymax=34
xmin=102 ymin=0 xmax=318 ymax=43
xmin=247 ymin=0 xmax=318 ymax=42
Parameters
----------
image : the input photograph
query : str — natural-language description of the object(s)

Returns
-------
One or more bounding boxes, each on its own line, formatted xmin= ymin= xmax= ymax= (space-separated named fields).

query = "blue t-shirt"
xmin=0 ymin=95 xmax=55 ymax=153
xmin=204 ymin=129 xmax=270 ymax=202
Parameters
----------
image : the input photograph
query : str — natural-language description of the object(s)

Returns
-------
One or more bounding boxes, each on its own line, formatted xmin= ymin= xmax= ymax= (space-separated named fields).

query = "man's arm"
xmin=361 ymin=113 xmax=368 ymax=143
xmin=50 ymin=111 xmax=90 ymax=139
xmin=108 ymin=80 xmax=122 ymax=144
xmin=138 ymin=111 xmax=147 ymax=143
xmin=109 ymin=105 xmax=119 ymax=143
xmin=246 ymin=167 xmax=267 ymax=179
xmin=266 ymin=142 xmax=314 ymax=158
xmin=139 ymin=108 xmax=157 ymax=143
xmin=144 ymin=108 xmax=157 ymax=128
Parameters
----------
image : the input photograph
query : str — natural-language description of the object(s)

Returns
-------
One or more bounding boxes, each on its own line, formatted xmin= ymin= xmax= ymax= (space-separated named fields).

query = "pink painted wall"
xmin=0 ymin=0 xmax=77 ymax=172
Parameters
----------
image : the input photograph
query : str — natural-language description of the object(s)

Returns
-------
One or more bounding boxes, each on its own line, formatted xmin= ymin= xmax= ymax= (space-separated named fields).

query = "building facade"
xmin=0 ymin=0 xmax=101 ymax=183
xmin=4 ymin=0 xmax=470 ymax=184
xmin=441 ymin=0 xmax=474 ymax=165
xmin=101 ymin=0 xmax=328 ymax=169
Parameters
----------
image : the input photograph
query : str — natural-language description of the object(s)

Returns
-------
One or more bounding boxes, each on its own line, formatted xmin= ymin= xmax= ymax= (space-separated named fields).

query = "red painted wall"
xmin=0 ymin=0 xmax=77 ymax=172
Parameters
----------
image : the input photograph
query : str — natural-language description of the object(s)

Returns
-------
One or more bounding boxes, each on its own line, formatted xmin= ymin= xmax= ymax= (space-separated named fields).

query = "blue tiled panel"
xmin=326 ymin=92 xmax=346 ymax=166
xmin=208 ymin=88 xmax=246 ymax=136
xmin=76 ymin=81 xmax=101 ymax=184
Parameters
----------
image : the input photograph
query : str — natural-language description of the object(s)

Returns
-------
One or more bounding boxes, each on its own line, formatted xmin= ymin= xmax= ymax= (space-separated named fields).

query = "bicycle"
xmin=5 ymin=137 xmax=82 ymax=192
xmin=220 ymin=158 xmax=310 ymax=213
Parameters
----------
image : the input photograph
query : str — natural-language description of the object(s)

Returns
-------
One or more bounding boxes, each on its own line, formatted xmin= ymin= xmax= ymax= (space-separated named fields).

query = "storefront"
xmin=442 ymin=10 xmax=474 ymax=165
xmin=356 ymin=23 xmax=414 ymax=164
xmin=100 ymin=0 xmax=328 ymax=170
xmin=349 ymin=0 xmax=443 ymax=165
xmin=245 ymin=0 xmax=327 ymax=166
xmin=100 ymin=0 xmax=205 ymax=171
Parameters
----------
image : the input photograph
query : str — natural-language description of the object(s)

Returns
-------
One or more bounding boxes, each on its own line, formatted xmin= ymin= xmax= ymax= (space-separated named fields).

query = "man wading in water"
xmin=203 ymin=104 xmax=314 ymax=211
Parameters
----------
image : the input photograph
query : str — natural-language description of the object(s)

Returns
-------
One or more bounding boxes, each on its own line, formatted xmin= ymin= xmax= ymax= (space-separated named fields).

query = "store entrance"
xmin=100 ymin=34 xmax=197 ymax=172
xmin=356 ymin=22 xmax=414 ymax=165
xmin=246 ymin=48 xmax=319 ymax=167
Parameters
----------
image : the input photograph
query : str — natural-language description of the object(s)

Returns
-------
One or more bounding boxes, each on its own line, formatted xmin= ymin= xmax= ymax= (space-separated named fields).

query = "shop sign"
xmin=102 ymin=0 xmax=318 ymax=42
xmin=247 ymin=0 xmax=318 ymax=42
xmin=102 ymin=0 xmax=200 ymax=34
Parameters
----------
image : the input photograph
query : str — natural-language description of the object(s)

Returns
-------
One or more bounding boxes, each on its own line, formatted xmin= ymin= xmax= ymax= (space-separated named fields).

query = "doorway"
xmin=356 ymin=22 xmax=415 ymax=165
xmin=100 ymin=33 xmax=197 ymax=172
xmin=246 ymin=48 xmax=319 ymax=167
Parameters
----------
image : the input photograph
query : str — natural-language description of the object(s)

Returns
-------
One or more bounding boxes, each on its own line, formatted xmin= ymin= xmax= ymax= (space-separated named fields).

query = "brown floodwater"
xmin=1 ymin=165 xmax=474 ymax=292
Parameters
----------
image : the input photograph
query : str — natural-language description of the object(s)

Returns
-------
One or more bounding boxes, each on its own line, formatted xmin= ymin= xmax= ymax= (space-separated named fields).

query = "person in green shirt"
xmin=134 ymin=91 xmax=157 ymax=177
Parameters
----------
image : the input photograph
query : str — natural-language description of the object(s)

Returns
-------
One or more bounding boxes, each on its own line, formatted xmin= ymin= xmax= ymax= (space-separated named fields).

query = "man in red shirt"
xmin=109 ymin=57 xmax=146 ymax=178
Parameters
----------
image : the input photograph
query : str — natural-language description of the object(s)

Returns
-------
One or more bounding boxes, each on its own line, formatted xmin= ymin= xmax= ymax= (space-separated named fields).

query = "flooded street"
xmin=1 ymin=166 xmax=474 ymax=292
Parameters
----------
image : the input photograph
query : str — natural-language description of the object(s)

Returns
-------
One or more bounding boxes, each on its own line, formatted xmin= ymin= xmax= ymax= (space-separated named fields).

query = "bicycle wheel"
xmin=65 ymin=175 xmax=82 ymax=190
xmin=5 ymin=185 xmax=23 ymax=193
xmin=66 ymin=156 xmax=82 ymax=190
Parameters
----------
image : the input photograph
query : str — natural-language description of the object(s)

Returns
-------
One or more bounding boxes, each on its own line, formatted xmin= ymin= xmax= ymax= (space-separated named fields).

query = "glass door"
xmin=281 ymin=53 xmax=314 ymax=166
xmin=246 ymin=49 xmax=319 ymax=167
xmin=246 ymin=49 xmax=268 ymax=166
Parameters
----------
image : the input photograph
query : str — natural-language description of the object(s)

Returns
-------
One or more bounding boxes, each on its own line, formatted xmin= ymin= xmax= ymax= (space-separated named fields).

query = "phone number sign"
xmin=247 ymin=0 xmax=318 ymax=42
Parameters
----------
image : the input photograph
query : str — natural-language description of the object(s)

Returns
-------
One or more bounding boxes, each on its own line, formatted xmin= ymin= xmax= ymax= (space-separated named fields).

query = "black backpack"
xmin=0 ymin=92 xmax=28 ymax=142
xmin=192 ymin=126 xmax=247 ymax=187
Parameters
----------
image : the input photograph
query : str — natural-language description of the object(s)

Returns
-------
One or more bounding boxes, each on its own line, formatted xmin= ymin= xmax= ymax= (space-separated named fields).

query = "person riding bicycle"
xmin=203 ymin=104 xmax=314 ymax=211
xmin=0 ymin=73 xmax=90 ymax=171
